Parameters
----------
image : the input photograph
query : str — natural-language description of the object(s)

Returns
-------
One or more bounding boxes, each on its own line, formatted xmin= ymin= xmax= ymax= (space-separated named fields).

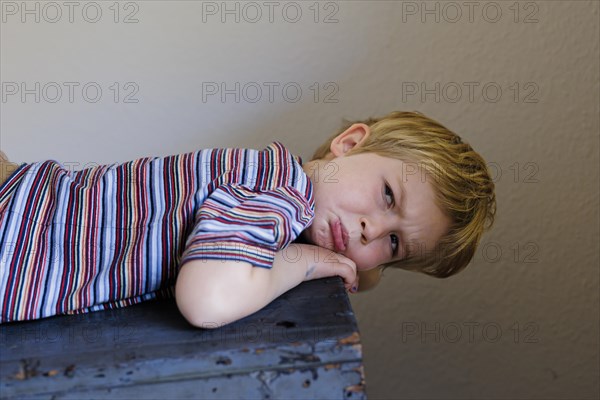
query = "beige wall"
xmin=1 ymin=1 xmax=598 ymax=399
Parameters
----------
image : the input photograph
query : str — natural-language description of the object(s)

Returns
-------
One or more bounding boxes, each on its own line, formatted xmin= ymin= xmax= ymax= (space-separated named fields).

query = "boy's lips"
xmin=329 ymin=219 xmax=348 ymax=252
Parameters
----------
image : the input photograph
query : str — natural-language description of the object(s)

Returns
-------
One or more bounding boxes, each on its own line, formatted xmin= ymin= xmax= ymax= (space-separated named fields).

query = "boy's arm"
xmin=175 ymin=243 xmax=357 ymax=329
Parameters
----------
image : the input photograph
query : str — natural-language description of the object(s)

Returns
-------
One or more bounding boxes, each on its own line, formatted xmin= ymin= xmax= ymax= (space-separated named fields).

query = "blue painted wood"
xmin=0 ymin=277 xmax=366 ymax=399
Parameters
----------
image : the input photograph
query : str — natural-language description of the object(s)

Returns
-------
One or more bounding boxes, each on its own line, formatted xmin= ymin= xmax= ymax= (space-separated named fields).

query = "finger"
xmin=335 ymin=253 xmax=357 ymax=271
xmin=346 ymin=274 xmax=360 ymax=294
xmin=333 ymin=262 xmax=356 ymax=290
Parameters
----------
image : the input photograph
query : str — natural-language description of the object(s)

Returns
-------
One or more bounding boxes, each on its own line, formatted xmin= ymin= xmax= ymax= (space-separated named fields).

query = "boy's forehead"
xmin=334 ymin=151 xmax=439 ymax=188
xmin=357 ymin=153 xmax=433 ymax=182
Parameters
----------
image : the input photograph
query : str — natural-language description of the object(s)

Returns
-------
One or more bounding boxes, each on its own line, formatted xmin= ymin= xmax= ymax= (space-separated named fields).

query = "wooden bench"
xmin=0 ymin=277 xmax=366 ymax=399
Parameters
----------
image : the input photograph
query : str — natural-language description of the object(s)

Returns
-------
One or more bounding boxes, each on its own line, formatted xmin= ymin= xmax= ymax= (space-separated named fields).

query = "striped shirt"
xmin=0 ymin=142 xmax=314 ymax=323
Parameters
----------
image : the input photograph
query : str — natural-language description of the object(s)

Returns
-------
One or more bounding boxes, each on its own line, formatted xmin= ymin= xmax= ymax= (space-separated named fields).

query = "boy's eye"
xmin=384 ymin=183 xmax=394 ymax=207
xmin=390 ymin=234 xmax=399 ymax=256
xmin=385 ymin=183 xmax=399 ymax=256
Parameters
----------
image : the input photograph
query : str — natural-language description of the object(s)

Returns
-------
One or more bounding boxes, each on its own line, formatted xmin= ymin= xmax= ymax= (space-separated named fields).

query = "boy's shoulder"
xmin=196 ymin=141 xmax=301 ymax=163
xmin=260 ymin=141 xmax=304 ymax=168
xmin=248 ymin=141 xmax=309 ymax=192
xmin=199 ymin=141 xmax=310 ymax=194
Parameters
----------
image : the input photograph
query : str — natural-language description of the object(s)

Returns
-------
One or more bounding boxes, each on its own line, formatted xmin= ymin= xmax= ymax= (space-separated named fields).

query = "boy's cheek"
xmin=345 ymin=252 xmax=372 ymax=272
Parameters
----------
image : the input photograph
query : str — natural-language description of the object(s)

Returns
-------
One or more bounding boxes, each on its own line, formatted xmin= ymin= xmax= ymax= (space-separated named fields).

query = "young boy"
xmin=0 ymin=111 xmax=495 ymax=327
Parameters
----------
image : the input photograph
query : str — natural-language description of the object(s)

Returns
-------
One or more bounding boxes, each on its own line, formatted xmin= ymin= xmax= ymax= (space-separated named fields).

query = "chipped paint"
xmin=339 ymin=331 xmax=360 ymax=345
xmin=1 ymin=279 xmax=365 ymax=399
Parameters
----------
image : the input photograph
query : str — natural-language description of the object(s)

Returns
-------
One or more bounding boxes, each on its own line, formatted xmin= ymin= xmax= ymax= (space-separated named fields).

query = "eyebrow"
xmin=393 ymin=175 xmax=410 ymax=259
xmin=394 ymin=175 xmax=407 ymax=219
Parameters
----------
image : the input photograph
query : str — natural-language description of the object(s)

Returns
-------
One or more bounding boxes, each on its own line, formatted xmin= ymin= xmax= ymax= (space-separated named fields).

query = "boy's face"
xmin=301 ymin=123 xmax=451 ymax=271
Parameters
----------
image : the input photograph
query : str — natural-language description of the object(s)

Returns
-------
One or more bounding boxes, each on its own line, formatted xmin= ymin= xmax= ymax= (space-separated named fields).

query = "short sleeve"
xmin=179 ymin=184 xmax=314 ymax=269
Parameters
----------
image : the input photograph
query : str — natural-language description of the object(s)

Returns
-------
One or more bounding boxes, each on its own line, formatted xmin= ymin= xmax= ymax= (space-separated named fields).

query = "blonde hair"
xmin=311 ymin=111 xmax=496 ymax=278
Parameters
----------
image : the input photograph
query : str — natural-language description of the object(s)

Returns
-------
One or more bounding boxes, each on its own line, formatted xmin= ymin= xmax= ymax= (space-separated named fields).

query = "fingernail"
xmin=351 ymin=285 xmax=357 ymax=293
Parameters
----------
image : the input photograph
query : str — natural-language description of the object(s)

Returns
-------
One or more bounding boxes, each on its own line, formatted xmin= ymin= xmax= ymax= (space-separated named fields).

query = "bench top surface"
xmin=1 ymin=277 xmax=365 ymax=399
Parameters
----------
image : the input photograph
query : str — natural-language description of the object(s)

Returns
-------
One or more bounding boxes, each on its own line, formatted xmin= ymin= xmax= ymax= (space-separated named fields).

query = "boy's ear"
xmin=329 ymin=123 xmax=371 ymax=157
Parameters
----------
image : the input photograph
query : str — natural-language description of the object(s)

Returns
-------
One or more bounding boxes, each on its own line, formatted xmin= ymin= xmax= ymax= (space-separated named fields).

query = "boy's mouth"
xmin=330 ymin=219 xmax=348 ymax=252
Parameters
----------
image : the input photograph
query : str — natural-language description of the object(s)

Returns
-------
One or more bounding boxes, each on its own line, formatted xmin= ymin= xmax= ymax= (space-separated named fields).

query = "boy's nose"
xmin=359 ymin=215 xmax=393 ymax=244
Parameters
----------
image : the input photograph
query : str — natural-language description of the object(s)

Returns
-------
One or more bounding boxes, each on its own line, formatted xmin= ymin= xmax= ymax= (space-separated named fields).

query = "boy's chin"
xmin=357 ymin=264 xmax=378 ymax=272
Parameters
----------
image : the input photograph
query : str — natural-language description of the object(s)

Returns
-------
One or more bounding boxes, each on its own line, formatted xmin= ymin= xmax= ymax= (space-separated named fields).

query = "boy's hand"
xmin=292 ymin=244 xmax=359 ymax=293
